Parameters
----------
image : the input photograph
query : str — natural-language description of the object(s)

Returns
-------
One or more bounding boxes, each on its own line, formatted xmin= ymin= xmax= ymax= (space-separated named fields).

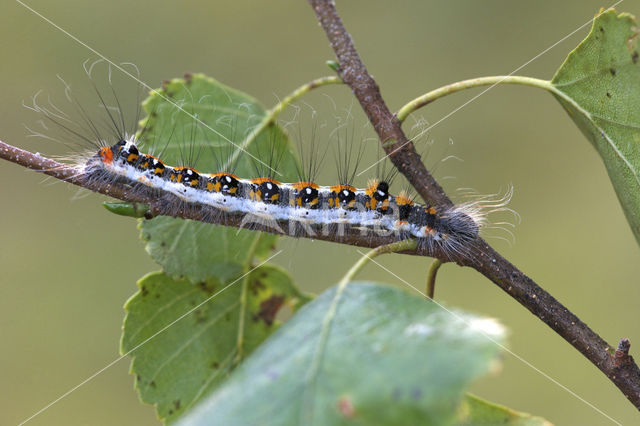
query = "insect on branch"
xmin=0 ymin=140 xmax=458 ymax=260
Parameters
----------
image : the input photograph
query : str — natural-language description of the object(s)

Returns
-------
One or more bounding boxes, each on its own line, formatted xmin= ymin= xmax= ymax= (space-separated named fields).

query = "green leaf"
xmin=137 ymin=74 xmax=299 ymax=282
xmin=177 ymin=282 xmax=506 ymax=426
xmin=121 ymin=264 xmax=308 ymax=424
xmin=456 ymin=394 xmax=552 ymax=426
xmin=139 ymin=218 xmax=276 ymax=284
xmin=551 ymin=10 xmax=640 ymax=244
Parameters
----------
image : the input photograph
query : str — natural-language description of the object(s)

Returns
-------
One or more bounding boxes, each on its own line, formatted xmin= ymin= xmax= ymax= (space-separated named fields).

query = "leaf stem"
xmin=397 ymin=76 xmax=553 ymax=122
xmin=337 ymin=239 xmax=417 ymax=288
xmin=235 ymin=234 xmax=264 ymax=363
xmin=426 ymin=259 xmax=442 ymax=299
xmin=224 ymin=76 xmax=343 ymax=170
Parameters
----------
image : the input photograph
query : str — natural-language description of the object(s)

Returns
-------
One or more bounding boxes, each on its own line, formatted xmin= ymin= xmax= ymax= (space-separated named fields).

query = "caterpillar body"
xmin=22 ymin=67 xmax=493 ymax=260
xmin=81 ymin=136 xmax=482 ymax=258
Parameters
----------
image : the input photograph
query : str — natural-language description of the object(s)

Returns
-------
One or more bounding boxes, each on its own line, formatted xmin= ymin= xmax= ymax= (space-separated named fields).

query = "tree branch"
xmin=308 ymin=0 xmax=450 ymax=208
xmin=307 ymin=0 xmax=640 ymax=410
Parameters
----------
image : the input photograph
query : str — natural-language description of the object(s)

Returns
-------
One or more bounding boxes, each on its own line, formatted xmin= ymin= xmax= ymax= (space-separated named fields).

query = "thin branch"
xmin=307 ymin=0 xmax=640 ymax=410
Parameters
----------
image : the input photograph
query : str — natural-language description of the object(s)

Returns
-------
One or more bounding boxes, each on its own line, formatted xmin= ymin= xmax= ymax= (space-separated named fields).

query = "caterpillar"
xmin=75 ymin=135 xmax=482 ymax=258
xmin=22 ymin=67 xmax=491 ymax=261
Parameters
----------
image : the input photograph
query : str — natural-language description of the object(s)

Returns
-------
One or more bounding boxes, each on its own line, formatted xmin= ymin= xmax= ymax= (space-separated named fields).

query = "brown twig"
xmin=307 ymin=0 xmax=640 ymax=410
xmin=307 ymin=1 xmax=450 ymax=209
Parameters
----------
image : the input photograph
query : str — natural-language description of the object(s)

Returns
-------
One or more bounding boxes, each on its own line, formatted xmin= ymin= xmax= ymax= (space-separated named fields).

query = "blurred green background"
xmin=1 ymin=0 xmax=638 ymax=424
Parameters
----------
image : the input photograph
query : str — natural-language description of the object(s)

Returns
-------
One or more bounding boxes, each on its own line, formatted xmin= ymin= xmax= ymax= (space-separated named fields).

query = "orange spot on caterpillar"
xmin=250 ymin=177 xmax=281 ymax=185
xmin=99 ymin=147 xmax=113 ymax=163
xmin=249 ymin=189 xmax=262 ymax=201
xmin=395 ymin=191 xmax=413 ymax=206
xmin=365 ymin=179 xmax=379 ymax=196
xmin=291 ymin=181 xmax=319 ymax=190
xmin=210 ymin=172 xmax=239 ymax=179
xmin=329 ymin=184 xmax=356 ymax=193
xmin=174 ymin=166 xmax=201 ymax=174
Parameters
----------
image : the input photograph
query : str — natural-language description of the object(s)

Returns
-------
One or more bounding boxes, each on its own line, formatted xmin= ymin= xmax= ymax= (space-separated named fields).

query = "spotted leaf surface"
xmin=178 ymin=282 xmax=506 ymax=426
xmin=551 ymin=10 xmax=640 ymax=244
xmin=121 ymin=265 xmax=309 ymax=424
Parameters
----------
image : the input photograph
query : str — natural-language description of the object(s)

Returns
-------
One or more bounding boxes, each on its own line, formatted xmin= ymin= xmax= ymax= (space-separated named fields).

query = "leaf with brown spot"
xmin=121 ymin=264 xmax=309 ymax=424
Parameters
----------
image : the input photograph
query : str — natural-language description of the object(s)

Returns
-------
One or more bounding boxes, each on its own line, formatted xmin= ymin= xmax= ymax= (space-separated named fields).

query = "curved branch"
xmin=307 ymin=0 xmax=640 ymax=411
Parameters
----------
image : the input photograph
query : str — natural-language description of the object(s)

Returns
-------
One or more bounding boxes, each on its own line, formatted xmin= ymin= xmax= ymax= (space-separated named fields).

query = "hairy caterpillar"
xmin=20 ymin=64 xmax=498 ymax=261
xmin=83 ymin=136 xmax=482 ymax=254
